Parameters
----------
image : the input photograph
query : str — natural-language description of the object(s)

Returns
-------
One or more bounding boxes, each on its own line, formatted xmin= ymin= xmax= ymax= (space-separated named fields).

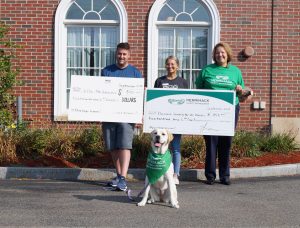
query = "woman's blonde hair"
xmin=165 ymin=55 xmax=180 ymax=67
xmin=212 ymin=42 xmax=233 ymax=63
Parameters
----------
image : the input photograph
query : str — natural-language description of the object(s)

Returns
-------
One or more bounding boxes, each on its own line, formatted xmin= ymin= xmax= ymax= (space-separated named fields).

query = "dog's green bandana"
xmin=146 ymin=149 xmax=172 ymax=184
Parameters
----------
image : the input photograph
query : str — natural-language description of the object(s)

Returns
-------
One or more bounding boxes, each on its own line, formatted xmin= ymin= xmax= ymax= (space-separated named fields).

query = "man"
xmin=101 ymin=42 xmax=142 ymax=191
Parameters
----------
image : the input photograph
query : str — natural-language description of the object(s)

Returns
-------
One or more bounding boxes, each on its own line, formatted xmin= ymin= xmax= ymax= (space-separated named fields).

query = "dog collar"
xmin=146 ymin=149 xmax=172 ymax=184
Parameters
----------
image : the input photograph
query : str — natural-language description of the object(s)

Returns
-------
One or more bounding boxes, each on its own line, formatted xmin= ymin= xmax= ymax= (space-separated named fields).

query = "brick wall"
xmin=1 ymin=0 xmax=299 ymax=131
xmin=1 ymin=0 xmax=59 ymax=127
xmin=215 ymin=0 xmax=300 ymax=132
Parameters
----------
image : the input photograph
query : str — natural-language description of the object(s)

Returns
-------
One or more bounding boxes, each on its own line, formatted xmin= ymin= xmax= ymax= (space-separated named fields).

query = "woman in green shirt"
xmin=195 ymin=42 xmax=251 ymax=185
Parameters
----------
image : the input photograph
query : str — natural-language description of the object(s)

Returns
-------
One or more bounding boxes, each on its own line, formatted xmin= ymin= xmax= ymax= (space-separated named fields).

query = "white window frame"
xmin=147 ymin=0 xmax=220 ymax=88
xmin=54 ymin=0 xmax=128 ymax=121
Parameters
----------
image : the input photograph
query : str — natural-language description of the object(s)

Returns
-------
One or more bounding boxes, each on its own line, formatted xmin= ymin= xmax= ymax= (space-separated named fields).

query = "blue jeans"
xmin=171 ymin=134 xmax=182 ymax=175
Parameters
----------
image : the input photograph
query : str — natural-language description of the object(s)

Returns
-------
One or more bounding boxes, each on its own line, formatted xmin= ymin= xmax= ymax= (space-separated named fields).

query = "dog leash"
xmin=100 ymin=181 xmax=149 ymax=202
xmin=126 ymin=183 xmax=149 ymax=201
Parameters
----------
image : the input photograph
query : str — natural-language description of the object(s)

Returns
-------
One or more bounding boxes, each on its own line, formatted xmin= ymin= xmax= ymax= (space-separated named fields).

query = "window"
xmin=148 ymin=0 xmax=220 ymax=88
xmin=54 ymin=0 xmax=127 ymax=120
xmin=66 ymin=26 xmax=117 ymax=107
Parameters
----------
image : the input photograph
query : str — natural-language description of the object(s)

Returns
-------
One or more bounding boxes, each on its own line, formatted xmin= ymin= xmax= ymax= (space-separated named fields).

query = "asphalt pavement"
xmin=0 ymin=176 xmax=299 ymax=227
xmin=0 ymin=163 xmax=299 ymax=227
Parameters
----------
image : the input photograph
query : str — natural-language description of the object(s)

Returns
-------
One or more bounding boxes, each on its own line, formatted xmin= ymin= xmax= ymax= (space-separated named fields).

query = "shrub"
xmin=16 ymin=128 xmax=50 ymax=159
xmin=132 ymin=133 xmax=151 ymax=161
xmin=44 ymin=127 xmax=82 ymax=159
xmin=181 ymin=135 xmax=206 ymax=161
xmin=75 ymin=126 xmax=104 ymax=157
xmin=259 ymin=132 xmax=298 ymax=154
xmin=232 ymin=131 xmax=261 ymax=157
xmin=16 ymin=126 xmax=105 ymax=160
xmin=1 ymin=125 xmax=298 ymax=167
xmin=0 ymin=129 xmax=17 ymax=163
xmin=0 ymin=22 xmax=21 ymax=128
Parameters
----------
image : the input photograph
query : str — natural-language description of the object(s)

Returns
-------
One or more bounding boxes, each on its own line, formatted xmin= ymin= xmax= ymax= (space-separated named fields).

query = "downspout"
xmin=17 ymin=96 xmax=22 ymax=125
xmin=269 ymin=0 xmax=274 ymax=134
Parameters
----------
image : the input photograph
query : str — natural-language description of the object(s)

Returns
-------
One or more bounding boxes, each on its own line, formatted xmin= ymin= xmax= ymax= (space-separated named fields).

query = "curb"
xmin=1 ymin=164 xmax=300 ymax=181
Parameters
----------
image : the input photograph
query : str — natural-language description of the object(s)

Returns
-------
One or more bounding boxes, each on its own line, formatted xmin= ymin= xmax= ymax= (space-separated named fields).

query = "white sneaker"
xmin=173 ymin=174 xmax=179 ymax=185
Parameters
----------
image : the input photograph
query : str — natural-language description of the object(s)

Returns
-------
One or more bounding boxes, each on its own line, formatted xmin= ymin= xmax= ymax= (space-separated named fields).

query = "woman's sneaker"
xmin=106 ymin=175 xmax=120 ymax=187
xmin=116 ymin=176 xmax=127 ymax=191
xmin=173 ymin=174 xmax=179 ymax=185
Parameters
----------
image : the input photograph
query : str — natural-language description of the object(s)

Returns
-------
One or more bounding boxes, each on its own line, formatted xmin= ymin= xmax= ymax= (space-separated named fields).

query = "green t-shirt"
xmin=195 ymin=63 xmax=245 ymax=105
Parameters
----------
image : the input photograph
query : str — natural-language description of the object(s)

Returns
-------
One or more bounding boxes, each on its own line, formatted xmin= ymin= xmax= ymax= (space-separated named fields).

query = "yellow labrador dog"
xmin=137 ymin=129 xmax=179 ymax=209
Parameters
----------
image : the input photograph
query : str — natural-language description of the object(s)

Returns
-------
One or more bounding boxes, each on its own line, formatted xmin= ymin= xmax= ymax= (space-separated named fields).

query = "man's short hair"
xmin=117 ymin=42 xmax=130 ymax=50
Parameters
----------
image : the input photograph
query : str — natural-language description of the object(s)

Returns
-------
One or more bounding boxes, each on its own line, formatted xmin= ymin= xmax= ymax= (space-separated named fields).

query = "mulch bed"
xmin=181 ymin=151 xmax=300 ymax=169
xmin=3 ymin=151 xmax=300 ymax=169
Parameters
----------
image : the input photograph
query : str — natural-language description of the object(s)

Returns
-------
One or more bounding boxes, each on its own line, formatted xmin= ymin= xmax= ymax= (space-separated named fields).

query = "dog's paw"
xmin=137 ymin=202 xmax=146 ymax=207
xmin=147 ymin=199 xmax=154 ymax=204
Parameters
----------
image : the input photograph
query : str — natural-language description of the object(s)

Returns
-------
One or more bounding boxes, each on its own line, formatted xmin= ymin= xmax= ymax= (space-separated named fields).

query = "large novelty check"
xmin=143 ymin=89 xmax=236 ymax=136
xmin=68 ymin=76 xmax=144 ymax=123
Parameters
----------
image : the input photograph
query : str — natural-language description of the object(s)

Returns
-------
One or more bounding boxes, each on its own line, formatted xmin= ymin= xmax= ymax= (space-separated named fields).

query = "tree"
xmin=0 ymin=22 xmax=20 ymax=128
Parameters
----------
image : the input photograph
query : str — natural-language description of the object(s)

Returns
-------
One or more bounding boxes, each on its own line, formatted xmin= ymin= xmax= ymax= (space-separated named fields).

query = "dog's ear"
xmin=151 ymin=129 xmax=157 ymax=137
xmin=167 ymin=130 xmax=174 ymax=143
